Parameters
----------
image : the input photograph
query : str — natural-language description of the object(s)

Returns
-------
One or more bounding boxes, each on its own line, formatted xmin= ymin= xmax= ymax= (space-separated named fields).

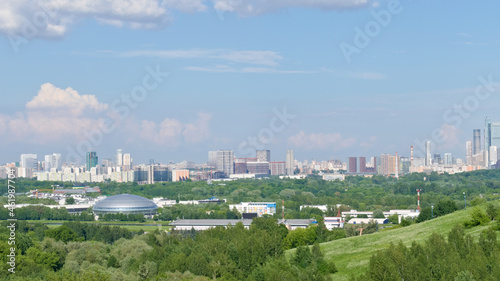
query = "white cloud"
xmin=183 ymin=112 xmax=212 ymax=143
xmin=140 ymin=118 xmax=184 ymax=146
xmin=121 ymin=49 xmax=283 ymax=66
xmin=213 ymin=0 xmax=372 ymax=16
xmin=164 ymin=0 xmax=208 ymax=12
xmin=288 ymin=131 xmax=356 ymax=150
xmin=0 ymin=0 xmax=171 ymax=38
xmin=140 ymin=113 xmax=212 ymax=145
xmin=0 ymin=83 xmax=213 ymax=148
xmin=26 ymin=83 xmax=108 ymax=116
xmin=1 ymin=83 xmax=109 ymax=143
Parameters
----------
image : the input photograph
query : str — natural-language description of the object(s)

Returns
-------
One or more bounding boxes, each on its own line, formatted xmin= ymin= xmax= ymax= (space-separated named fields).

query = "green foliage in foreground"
xmin=358 ymin=226 xmax=499 ymax=280
xmin=315 ymin=200 xmax=500 ymax=281
xmin=0 ymin=218 xmax=337 ymax=280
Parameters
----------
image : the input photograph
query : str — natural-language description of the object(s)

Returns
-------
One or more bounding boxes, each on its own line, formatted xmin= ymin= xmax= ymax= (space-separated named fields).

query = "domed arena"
xmin=93 ymin=194 xmax=158 ymax=216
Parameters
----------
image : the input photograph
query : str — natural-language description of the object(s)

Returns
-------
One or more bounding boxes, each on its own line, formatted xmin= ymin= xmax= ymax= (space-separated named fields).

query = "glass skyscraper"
xmin=86 ymin=151 xmax=98 ymax=171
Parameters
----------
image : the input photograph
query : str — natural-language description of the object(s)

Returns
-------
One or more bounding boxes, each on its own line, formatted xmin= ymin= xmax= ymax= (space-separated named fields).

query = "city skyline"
xmin=1 ymin=1 xmax=500 ymax=164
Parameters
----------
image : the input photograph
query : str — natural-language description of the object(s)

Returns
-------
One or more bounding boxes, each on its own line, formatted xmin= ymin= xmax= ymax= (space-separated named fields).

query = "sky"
xmin=1 ymin=0 xmax=500 ymax=165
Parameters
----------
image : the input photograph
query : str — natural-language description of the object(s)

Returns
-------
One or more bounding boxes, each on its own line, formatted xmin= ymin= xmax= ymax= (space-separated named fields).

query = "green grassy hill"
xmin=301 ymin=201 xmax=499 ymax=281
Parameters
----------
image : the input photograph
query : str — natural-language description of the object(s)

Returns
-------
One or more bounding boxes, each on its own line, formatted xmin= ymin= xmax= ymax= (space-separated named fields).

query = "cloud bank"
xmin=0 ymin=0 xmax=374 ymax=39
xmin=0 ymin=83 xmax=211 ymax=146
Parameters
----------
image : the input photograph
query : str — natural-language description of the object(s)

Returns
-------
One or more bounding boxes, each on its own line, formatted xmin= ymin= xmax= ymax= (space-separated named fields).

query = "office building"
xmin=489 ymin=146 xmax=498 ymax=166
xmin=20 ymin=154 xmax=38 ymax=171
xmin=425 ymin=140 xmax=431 ymax=166
xmin=86 ymin=151 xmax=98 ymax=171
xmin=234 ymin=158 xmax=248 ymax=174
xmin=134 ymin=164 xmax=170 ymax=184
xmin=359 ymin=157 xmax=367 ymax=173
xmin=123 ymin=153 xmax=132 ymax=169
xmin=348 ymin=157 xmax=357 ymax=173
xmin=380 ymin=154 xmax=397 ymax=176
xmin=286 ymin=149 xmax=294 ymax=175
xmin=43 ymin=153 xmax=61 ymax=171
xmin=208 ymin=151 xmax=218 ymax=167
xmin=444 ymin=153 xmax=452 ymax=165
xmin=229 ymin=202 xmax=276 ymax=217
xmin=115 ymin=149 xmax=123 ymax=166
xmin=256 ymin=150 xmax=271 ymax=162
xmin=466 ymin=141 xmax=472 ymax=165
xmin=247 ymin=161 xmax=270 ymax=174
xmin=269 ymin=161 xmax=286 ymax=175
xmin=491 ymin=122 xmax=500 ymax=149
xmin=172 ymin=170 xmax=190 ymax=182
xmin=485 ymin=117 xmax=491 ymax=159
xmin=51 ymin=153 xmax=61 ymax=170
xmin=216 ymin=150 xmax=234 ymax=176
xmin=473 ymin=129 xmax=481 ymax=155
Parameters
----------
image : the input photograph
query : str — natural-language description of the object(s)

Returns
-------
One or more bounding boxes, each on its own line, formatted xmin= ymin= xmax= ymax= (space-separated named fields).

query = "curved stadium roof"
xmin=93 ymin=194 xmax=158 ymax=215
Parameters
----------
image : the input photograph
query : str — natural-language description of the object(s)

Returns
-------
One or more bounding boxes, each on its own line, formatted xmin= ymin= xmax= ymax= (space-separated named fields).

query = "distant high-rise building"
xmin=286 ymin=149 xmax=294 ymax=175
xmin=400 ymin=157 xmax=411 ymax=174
xmin=433 ymin=153 xmax=442 ymax=165
xmin=425 ymin=141 xmax=431 ymax=166
xmin=380 ymin=154 xmax=397 ymax=176
xmin=116 ymin=149 xmax=123 ymax=166
xmin=444 ymin=153 xmax=452 ymax=165
xmin=466 ymin=141 xmax=472 ymax=165
xmin=256 ymin=150 xmax=271 ymax=162
xmin=234 ymin=158 xmax=248 ymax=174
xmin=348 ymin=157 xmax=357 ymax=173
xmin=359 ymin=157 xmax=367 ymax=173
xmin=491 ymin=122 xmax=500 ymax=149
xmin=52 ymin=153 xmax=61 ymax=170
xmin=123 ymin=153 xmax=132 ymax=169
xmin=269 ymin=161 xmax=286 ymax=175
xmin=102 ymin=158 xmax=113 ymax=167
xmin=44 ymin=155 xmax=52 ymax=171
xmin=247 ymin=162 xmax=270 ymax=174
xmin=216 ymin=150 xmax=234 ymax=176
xmin=489 ymin=146 xmax=498 ymax=166
xmin=43 ymin=153 xmax=61 ymax=171
xmin=473 ymin=129 xmax=481 ymax=155
xmin=86 ymin=151 xmax=98 ymax=171
xmin=485 ymin=117 xmax=492 ymax=161
xmin=20 ymin=154 xmax=38 ymax=171
xmin=208 ymin=151 xmax=218 ymax=167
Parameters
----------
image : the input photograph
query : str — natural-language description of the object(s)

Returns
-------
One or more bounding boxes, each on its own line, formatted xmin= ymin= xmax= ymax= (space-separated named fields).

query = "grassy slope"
xmin=290 ymin=200 xmax=500 ymax=281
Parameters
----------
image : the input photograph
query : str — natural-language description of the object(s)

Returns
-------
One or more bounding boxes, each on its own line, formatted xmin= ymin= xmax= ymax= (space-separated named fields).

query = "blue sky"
xmin=1 ymin=0 xmax=500 ymax=165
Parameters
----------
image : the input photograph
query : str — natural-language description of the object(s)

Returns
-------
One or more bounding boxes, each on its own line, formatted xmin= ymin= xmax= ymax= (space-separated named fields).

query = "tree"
xmin=486 ymin=203 xmax=497 ymax=221
xmin=416 ymin=207 xmax=432 ymax=223
xmin=45 ymin=225 xmax=79 ymax=242
xmin=464 ymin=208 xmax=490 ymax=228
xmin=436 ymin=199 xmax=457 ymax=217
xmin=65 ymin=197 xmax=75 ymax=205
xmin=373 ymin=209 xmax=385 ymax=219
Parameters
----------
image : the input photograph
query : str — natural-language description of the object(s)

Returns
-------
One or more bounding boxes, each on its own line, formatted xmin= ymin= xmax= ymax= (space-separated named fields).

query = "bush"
xmin=373 ymin=209 xmax=385 ymax=219
xmin=400 ymin=218 xmax=412 ymax=227
xmin=464 ymin=208 xmax=490 ymax=228
xmin=486 ymin=203 xmax=497 ymax=221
